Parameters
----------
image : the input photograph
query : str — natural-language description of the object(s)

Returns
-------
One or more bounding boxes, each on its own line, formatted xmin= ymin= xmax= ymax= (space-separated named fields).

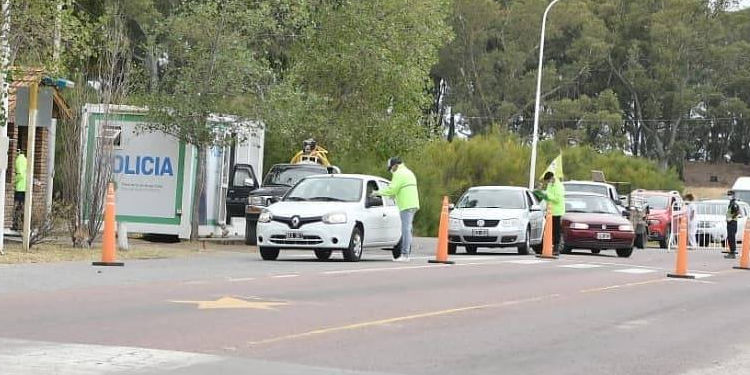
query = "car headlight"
xmin=249 ymin=196 xmax=269 ymax=206
xmin=449 ymin=218 xmax=461 ymax=227
xmin=258 ymin=210 xmax=273 ymax=223
xmin=323 ymin=212 xmax=348 ymax=224
xmin=618 ymin=224 xmax=634 ymax=232
xmin=500 ymin=219 xmax=520 ymax=227
xmin=570 ymin=223 xmax=589 ymax=230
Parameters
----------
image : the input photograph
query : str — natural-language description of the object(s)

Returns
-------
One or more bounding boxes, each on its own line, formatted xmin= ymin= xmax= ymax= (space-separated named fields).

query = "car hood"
xmin=267 ymin=201 xmax=361 ymax=217
xmin=563 ymin=212 xmax=630 ymax=226
xmin=250 ymin=185 xmax=291 ymax=197
xmin=450 ymin=208 xmax=527 ymax=220
xmin=695 ymin=214 xmax=725 ymax=222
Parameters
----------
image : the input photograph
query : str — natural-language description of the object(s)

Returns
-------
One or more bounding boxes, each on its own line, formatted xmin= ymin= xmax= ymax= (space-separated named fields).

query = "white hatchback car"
xmin=256 ymin=174 xmax=402 ymax=261
xmin=694 ymin=199 xmax=749 ymax=246
xmin=448 ymin=186 xmax=545 ymax=255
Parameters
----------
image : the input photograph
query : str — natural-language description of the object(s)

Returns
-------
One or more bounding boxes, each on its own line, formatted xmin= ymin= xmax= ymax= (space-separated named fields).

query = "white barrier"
xmin=668 ymin=200 xmax=747 ymax=251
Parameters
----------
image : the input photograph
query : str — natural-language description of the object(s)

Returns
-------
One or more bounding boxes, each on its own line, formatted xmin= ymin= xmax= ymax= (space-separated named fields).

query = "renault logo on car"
xmin=291 ymin=216 xmax=300 ymax=228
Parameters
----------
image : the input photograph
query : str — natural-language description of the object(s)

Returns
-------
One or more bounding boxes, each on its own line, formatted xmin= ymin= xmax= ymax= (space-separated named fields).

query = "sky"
xmin=735 ymin=0 xmax=750 ymax=10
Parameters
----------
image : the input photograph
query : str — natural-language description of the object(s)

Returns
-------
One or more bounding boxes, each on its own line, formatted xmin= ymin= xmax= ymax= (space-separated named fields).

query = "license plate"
xmin=286 ymin=231 xmax=304 ymax=240
xmin=472 ymin=229 xmax=489 ymax=237
xmin=596 ymin=232 xmax=611 ymax=240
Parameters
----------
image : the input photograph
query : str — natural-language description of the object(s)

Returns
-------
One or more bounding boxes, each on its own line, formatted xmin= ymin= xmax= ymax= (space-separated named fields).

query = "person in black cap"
xmin=726 ymin=190 xmax=740 ymax=259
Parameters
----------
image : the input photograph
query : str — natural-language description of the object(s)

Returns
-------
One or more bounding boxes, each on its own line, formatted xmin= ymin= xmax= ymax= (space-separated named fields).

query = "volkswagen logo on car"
xmin=477 ymin=219 xmax=485 ymax=227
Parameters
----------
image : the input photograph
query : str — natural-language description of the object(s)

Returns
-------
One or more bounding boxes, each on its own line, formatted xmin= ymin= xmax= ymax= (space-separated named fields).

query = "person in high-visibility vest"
xmin=374 ymin=157 xmax=420 ymax=262
xmin=537 ymin=171 xmax=566 ymax=255
xmin=13 ymin=149 xmax=27 ymax=231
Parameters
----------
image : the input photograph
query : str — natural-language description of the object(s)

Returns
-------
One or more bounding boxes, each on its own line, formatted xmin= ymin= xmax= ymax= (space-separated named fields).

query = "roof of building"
xmin=7 ymin=67 xmax=73 ymax=123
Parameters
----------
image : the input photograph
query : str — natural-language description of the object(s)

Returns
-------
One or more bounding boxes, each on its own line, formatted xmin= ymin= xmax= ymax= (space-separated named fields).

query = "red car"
xmin=631 ymin=190 xmax=683 ymax=248
xmin=562 ymin=192 xmax=635 ymax=257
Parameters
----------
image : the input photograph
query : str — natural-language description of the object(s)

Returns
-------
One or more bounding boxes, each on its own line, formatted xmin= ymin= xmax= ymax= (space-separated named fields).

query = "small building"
xmin=5 ymin=67 xmax=72 ymax=230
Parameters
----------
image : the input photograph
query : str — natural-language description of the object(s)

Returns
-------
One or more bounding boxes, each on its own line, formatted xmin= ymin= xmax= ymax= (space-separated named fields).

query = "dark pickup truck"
xmin=244 ymin=163 xmax=339 ymax=244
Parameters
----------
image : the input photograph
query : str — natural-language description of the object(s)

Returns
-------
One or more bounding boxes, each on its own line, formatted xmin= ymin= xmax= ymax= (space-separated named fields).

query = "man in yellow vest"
xmin=13 ymin=149 xmax=27 ymax=231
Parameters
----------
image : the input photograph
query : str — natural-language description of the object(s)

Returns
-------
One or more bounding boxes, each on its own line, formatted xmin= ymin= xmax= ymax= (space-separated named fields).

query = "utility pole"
xmin=22 ymin=82 xmax=38 ymax=251
xmin=53 ymin=1 xmax=63 ymax=66
xmin=0 ymin=0 xmax=11 ymax=255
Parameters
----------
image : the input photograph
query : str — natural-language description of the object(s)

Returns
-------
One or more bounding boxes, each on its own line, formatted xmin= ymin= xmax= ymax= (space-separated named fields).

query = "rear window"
xmin=564 ymin=184 xmax=609 ymax=197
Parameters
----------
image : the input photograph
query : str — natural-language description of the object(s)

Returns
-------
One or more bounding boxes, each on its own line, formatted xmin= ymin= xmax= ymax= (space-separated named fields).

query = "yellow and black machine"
xmin=290 ymin=138 xmax=331 ymax=166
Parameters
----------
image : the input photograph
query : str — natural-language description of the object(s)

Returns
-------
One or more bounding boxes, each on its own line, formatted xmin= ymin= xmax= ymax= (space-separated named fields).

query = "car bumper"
xmin=448 ymin=226 xmax=526 ymax=247
xmin=256 ymin=221 xmax=353 ymax=249
xmin=565 ymin=229 xmax=635 ymax=249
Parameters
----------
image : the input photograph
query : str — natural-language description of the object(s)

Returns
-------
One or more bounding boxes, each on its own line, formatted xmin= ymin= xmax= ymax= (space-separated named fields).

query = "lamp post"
xmin=528 ymin=0 xmax=563 ymax=189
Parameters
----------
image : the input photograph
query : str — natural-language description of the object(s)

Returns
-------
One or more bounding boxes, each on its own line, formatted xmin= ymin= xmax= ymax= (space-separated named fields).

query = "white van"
xmin=732 ymin=177 xmax=750 ymax=202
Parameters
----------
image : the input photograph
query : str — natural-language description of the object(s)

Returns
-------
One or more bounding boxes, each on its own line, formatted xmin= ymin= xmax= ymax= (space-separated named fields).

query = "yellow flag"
xmin=540 ymin=153 xmax=563 ymax=180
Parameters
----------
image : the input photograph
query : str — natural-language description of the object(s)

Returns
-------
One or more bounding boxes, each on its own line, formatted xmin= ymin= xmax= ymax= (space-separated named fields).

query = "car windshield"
xmin=564 ymin=184 xmax=609 ymax=197
xmin=695 ymin=202 xmax=726 ymax=215
xmin=734 ymin=191 xmax=750 ymax=203
xmin=565 ymin=195 xmax=620 ymax=214
xmin=285 ymin=177 xmax=362 ymax=202
xmin=263 ymin=166 xmax=327 ymax=187
xmin=644 ymin=196 xmax=669 ymax=209
xmin=457 ymin=190 xmax=525 ymax=209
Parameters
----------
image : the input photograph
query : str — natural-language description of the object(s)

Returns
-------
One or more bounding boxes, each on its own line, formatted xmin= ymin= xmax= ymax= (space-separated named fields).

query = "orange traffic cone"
xmin=667 ymin=215 xmax=693 ymax=279
xmin=734 ymin=220 xmax=750 ymax=270
xmin=536 ymin=211 xmax=557 ymax=259
xmin=429 ymin=196 xmax=455 ymax=265
xmin=93 ymin=183 xmax=124 ymax=267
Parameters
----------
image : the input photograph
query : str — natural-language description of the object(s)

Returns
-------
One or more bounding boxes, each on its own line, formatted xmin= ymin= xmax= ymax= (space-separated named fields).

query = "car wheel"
xmin=448 ymin=243 xmax=457 ymax=255
xmin=466 ymin=245 xmax=477 ymax=255
xmin=532 ymin=244 xmax=543 ymax=254
xmin=616 ymin=248 xmax=634 ymax=258
xmin=315 ymin=249 xmax=332 ymax=261
xmin=259 ymin=246 xmax=279 ymax=260
xmin=659 ymin=227 xmax=670 ymax=249
xmin=591 ymin=249 xmax=601 ymax=254
xmin=245 ymin=219 xmax=257 ymax=246
xmin=343 ymin=227 xmax=364 ymax=262
xmin=699 ymin=234 xmax=709 ymax=247
xmin=517 ymin=228 xmax=531 ymax=255
xmin=561 ymin=245 xmax=573 ymax=254
xmin=634 ymin=233 xmax=645 ymax=249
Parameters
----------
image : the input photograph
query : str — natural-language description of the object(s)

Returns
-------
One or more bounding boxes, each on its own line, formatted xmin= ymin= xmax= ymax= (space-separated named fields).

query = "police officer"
xmin=726 ymin=190 xmax=740 ymax=259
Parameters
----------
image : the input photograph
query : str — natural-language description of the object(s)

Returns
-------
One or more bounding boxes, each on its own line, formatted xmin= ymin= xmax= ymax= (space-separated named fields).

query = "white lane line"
xmin=615 ymin=268 xmax=658 ymax=274
xmin=505 ymin=259 xmax=551 ymax=265
xmin=226 ymin=277 xmax=256 ymax=282
xmin=691 ymin=273 xmax=713 ymax=279
xmin=272 ymin=274 xmax=300 ymax=279
xmin=323 ymin=264 xmax=448 ymax=275
xmin=588 ymin=261 xmax=664 ymax=270
xmin=559 ymin=264 xmax=603 ymax=269
xmin=183 ymin=280 xmax=209 ymax=285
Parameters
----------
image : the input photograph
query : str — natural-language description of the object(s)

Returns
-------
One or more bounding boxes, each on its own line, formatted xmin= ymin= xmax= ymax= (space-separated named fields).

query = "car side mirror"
xmin=622 ymin=210 xmax=631 ymax=218
xmin=269 ymin=197 xmax=280 ymax=204
xmin=449 ymin=203 xmax=455 ymax=211
xmin=530 ymin=204 xmax=542 ymax=212
xmin=366 ymin=196 xmax=383 ymax=208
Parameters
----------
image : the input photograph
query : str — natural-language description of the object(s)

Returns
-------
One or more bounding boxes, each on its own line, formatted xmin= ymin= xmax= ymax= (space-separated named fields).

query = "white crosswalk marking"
xmin=614 ymin=268 xmax=658 ymax=274
xmin=559 ymin=264 xmax=603 ymax=269
xmin=505 ymin=259 xmax=551 ymax=265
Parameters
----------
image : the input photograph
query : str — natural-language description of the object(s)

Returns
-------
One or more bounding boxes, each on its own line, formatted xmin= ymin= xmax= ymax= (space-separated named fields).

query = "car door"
xmin=377 ymin=180 xmax=402 ymax=244
xmin=362 ymin=180 xmax=386 ymax=245
xmin=226 ymin=164 xmax=259 ymax=220
xmin=525 ymin=190 xmax=544 ymax=242
xmin=739 ymin=204 xmax=749 ymax=243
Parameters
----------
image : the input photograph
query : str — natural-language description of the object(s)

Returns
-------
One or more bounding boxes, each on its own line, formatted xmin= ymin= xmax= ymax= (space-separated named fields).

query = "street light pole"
xmin=529 ymin=0 xmax=563 ymax=189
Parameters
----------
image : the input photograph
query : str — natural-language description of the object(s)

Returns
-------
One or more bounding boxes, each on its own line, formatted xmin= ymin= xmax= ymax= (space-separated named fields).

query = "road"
xmin=1 ymin=238 xmax=750 ymax=374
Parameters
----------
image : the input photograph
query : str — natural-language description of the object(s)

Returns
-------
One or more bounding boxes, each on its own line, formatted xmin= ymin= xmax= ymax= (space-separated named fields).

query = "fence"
xmin=667 ymin=201 xmax=744 ymax=252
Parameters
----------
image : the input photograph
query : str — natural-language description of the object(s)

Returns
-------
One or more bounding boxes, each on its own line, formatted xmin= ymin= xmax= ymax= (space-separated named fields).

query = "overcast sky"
xmin=735 ymin=0 xmax=750 ymax=10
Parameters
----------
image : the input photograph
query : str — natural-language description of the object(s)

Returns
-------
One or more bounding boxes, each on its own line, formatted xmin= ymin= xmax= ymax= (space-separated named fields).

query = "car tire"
xmin=634 ymin=233 xmax=645 ymax=249
xmin=532 ymin=245 xmax=543 ymax=254
xmin=315 ymin=249 xmax=332 ymax=261
xmin=517 ymin=228 xmax=531 ymax=255
xmin=466 ymin=245 xmax=477 ymax=255
xmin=659 ymin=227 xmax=670 ymax=249
xmin=562 ymin=246 xmax=573 ymax=254
xmin=448 ymin=243 xmax=457 ymax=255
xmin=591 ymin=249 xmax=601 ymax=254
xmin=343 ymin=227 xmax=364 ymax=262
xmin=616 ymin=248 xmax=634 ymax=258
xmin=699 ymin=234 xmax=709 ymax=247
xmin=245 ymin=219 xmax=257 ymax=246
xmin=259 ymin=247 xmax=279 ymax=260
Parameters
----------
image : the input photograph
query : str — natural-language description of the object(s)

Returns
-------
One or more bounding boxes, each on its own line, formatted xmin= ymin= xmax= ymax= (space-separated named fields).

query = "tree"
xmin=143 ymin=0 xmax=275 ymax=240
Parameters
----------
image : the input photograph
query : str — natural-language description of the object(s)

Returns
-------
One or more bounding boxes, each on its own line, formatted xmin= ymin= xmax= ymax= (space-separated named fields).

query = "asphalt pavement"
xmin=1 ymin=238 xmax=750 ymax=374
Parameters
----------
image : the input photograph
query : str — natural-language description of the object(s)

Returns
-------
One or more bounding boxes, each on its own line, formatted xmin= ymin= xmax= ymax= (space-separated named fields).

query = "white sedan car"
xmin=256 ymin=174 xmax=401 ymax=261
xmin=448 ymin=186 xmax=545 ymax=255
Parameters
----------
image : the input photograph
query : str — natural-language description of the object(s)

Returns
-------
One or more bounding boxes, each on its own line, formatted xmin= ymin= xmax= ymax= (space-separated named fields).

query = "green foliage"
xmin=407 ymin=135 xmax=682 ymax=236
